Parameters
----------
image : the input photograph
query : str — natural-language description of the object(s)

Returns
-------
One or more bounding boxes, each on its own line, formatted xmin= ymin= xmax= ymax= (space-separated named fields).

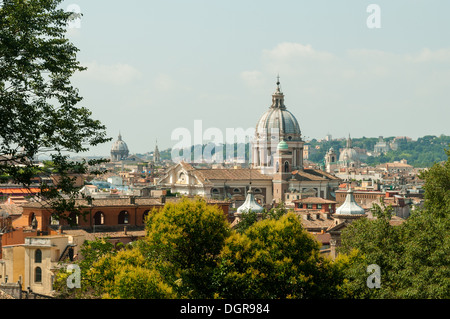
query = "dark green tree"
xmin=144 ymin=197 xmax=230 ymax=298
xmin=0 ymin=0 xmax=110 ymax=221
xmin=215 ymin=213 xmax=345 ymax=299
xmin=339 ymin=147 xmax=450 ymax=298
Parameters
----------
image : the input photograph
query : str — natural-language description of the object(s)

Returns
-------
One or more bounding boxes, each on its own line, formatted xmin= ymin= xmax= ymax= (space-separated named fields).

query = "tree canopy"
xmin=338 ymin=149 xmax=450 ymax=298
xmin=0 ymin=0 xmax=110 ymax=220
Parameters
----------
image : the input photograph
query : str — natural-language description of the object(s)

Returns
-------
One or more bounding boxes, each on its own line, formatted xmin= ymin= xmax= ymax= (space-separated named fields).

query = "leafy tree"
xmin=144 ymin=197 xmax=230 ymax=298
xmin=214 ymin=213 xmax=345 ymax=299
xmin=0 ymin=0 xmax=110 ymax=221
xmin=53 ymin=238 xmax=116 ymax=299
xmin=339 ymin=147 xmax=450 ymax=298
xmin=338 ymin=204 xmax=403 ymax=298
xmin=103 ymin=264 xmax=175 ymax=299
xmin=234 ymin=202 xmax=288 ymax=234
xmin=90 ymin=247 xmax=175 ymax=299
xmin=418 ymin=148 xmax=450 ymax=218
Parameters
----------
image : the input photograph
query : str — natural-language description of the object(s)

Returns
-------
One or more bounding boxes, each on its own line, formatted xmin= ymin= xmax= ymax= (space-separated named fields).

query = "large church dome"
xmin=252 ymin=78 xmax=304 ymax=171
xmin=255 ymin=78 xmax=301 ymax=141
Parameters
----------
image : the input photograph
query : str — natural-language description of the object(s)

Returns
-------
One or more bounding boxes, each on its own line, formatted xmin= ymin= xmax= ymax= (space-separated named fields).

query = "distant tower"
xmin=325 ymin=147 xmax=337 ymax=173
xmin=111 ymin=132 xmax=129 ymax=162
xmin=153 ymin=140 xmax=161 ymax=163
xmin=272 ymin=139 xmax=292 ymax=203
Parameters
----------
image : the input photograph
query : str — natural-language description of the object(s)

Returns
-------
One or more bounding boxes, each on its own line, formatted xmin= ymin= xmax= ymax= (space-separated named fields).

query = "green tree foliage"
xmin=91 ymin=248 xmax=175 ymax=299
xmin=419 ymin=148 xmax=450 ymax=218
xmin=0 ymin=0 xmax=110 ymax=221
xmin=214 ymin=213 xmax=345 ymax=299
xmin=234 ymin=202 xmax=288 ymax=234
xmin=144 ymin=197 xmax=230 ymax=298
xmin=338 ymin=148 xmax=450 ymax=298
xmin=60 ymin=199 xmax=347 ymax=299
xmin=53 ymin=238 xmax=116 ymax=299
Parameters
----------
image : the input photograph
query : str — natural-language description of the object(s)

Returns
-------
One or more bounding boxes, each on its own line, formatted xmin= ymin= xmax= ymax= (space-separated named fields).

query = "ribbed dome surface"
xmin=255 ymin=79 xmax=301 ymax=141
xmin=256 ymin=108 xmax=301 ymax=136
xmin=237 ymin=188 xmax=264 ymax=214
xmin=111 ymin=134 xmax=129 ymax=152
xmin=339 ymin=148 xmax=359 ymax=162
xmin=335 ymin=188 xmax=365 ymax=215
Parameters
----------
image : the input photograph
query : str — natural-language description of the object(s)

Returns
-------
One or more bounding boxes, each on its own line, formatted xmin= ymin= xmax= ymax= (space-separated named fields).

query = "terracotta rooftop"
xmin=291 ymin=169 xmax=340 ymax=182
xmin=195 ymin=168 xmax=273 ymax=181
xmin=62 ymin=228 xmax=147 ymax=242
xmin=292 ymin=197 xmax=337 ymax=204
xmin=21 ymin=196 xmax=230 ymax=209
xmin=0 ymin=187 xmax=41 ymax=194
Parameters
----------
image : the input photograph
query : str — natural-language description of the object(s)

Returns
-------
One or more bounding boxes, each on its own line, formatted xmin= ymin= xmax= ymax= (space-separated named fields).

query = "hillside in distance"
xmin=155 ymin=134 xmax=450 ymax=168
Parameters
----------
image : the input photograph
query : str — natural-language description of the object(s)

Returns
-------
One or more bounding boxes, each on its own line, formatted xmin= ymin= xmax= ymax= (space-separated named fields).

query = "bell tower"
xmin=272 ymin=139 xmax=292 ymax=203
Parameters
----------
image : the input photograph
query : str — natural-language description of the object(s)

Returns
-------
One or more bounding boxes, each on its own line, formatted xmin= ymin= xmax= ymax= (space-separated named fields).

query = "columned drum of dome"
xmin=111 ymin=133 xmax=130 ymax=162
xmin=252 ymin=78 xmax=304 ymax=171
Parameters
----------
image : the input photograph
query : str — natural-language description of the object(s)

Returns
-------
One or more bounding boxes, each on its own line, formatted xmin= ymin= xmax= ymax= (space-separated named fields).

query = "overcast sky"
xmin=61 ymin=0 xmax=450 ymax=157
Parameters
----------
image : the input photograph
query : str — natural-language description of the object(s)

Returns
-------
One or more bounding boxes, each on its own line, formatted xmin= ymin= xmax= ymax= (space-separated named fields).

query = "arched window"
xmin=253 ymin=188 xmax=262 ymax=193
xmin=118 ymin=211 xmax=129 ymax=224
xmin=233 ymin=188 xmax=240 ymax=193
xmin=35 ymin=267 xmax=42 ymax=283
xmin=35 ymin=249 xmax=42 ymax=263
xmin=29 ymin=213 xmax=35 ymax=227
xmin=284 ymin=161 xmax=289 ymax=172
xmin=211 ymin=188 xmax=219 ymax=195
xmin=68 ymin=212 xmax=79 ymax=226
xmin=94 ymin=211 xmax=105 ymax=225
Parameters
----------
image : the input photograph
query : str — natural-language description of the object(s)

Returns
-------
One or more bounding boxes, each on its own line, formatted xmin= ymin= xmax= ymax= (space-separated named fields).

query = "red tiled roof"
xmin=0 ymin=188 xmax=40 ymax=195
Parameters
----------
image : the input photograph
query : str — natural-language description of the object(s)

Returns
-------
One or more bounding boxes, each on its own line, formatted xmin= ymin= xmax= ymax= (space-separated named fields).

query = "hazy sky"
xmin=61 ymin=0 xmax=450 ymax=156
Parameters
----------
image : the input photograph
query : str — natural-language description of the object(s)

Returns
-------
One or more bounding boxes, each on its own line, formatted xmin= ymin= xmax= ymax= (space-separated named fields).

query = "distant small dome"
xmin=339 ymin=135 xmax=359 ymax=163
xmin=237 ymin=187 xmax=264 ymax=214
xmin=339 ymin=148 xmax=359 ymax=162
xmin=277 ymin=140 xmax=289 ymax=150
xmin=335 ymin=188 xmax=365 ymax=215
xmin=111 ymin=134 xmax=129 ymax=152
xmin=111 ymin=133 xmax=129 ymax=161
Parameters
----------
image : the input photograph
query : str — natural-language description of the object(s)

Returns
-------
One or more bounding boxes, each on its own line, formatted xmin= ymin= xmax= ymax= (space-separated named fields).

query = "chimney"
xmin=130 ymin=196 xmax=135 ymax=205
xmin=160 ymin=195 xmax=166 ymax=204
xmin=123 ymin=226 xmax=127 ymax=235
xmin=58 ymin=225 xmax=62 ymax=234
